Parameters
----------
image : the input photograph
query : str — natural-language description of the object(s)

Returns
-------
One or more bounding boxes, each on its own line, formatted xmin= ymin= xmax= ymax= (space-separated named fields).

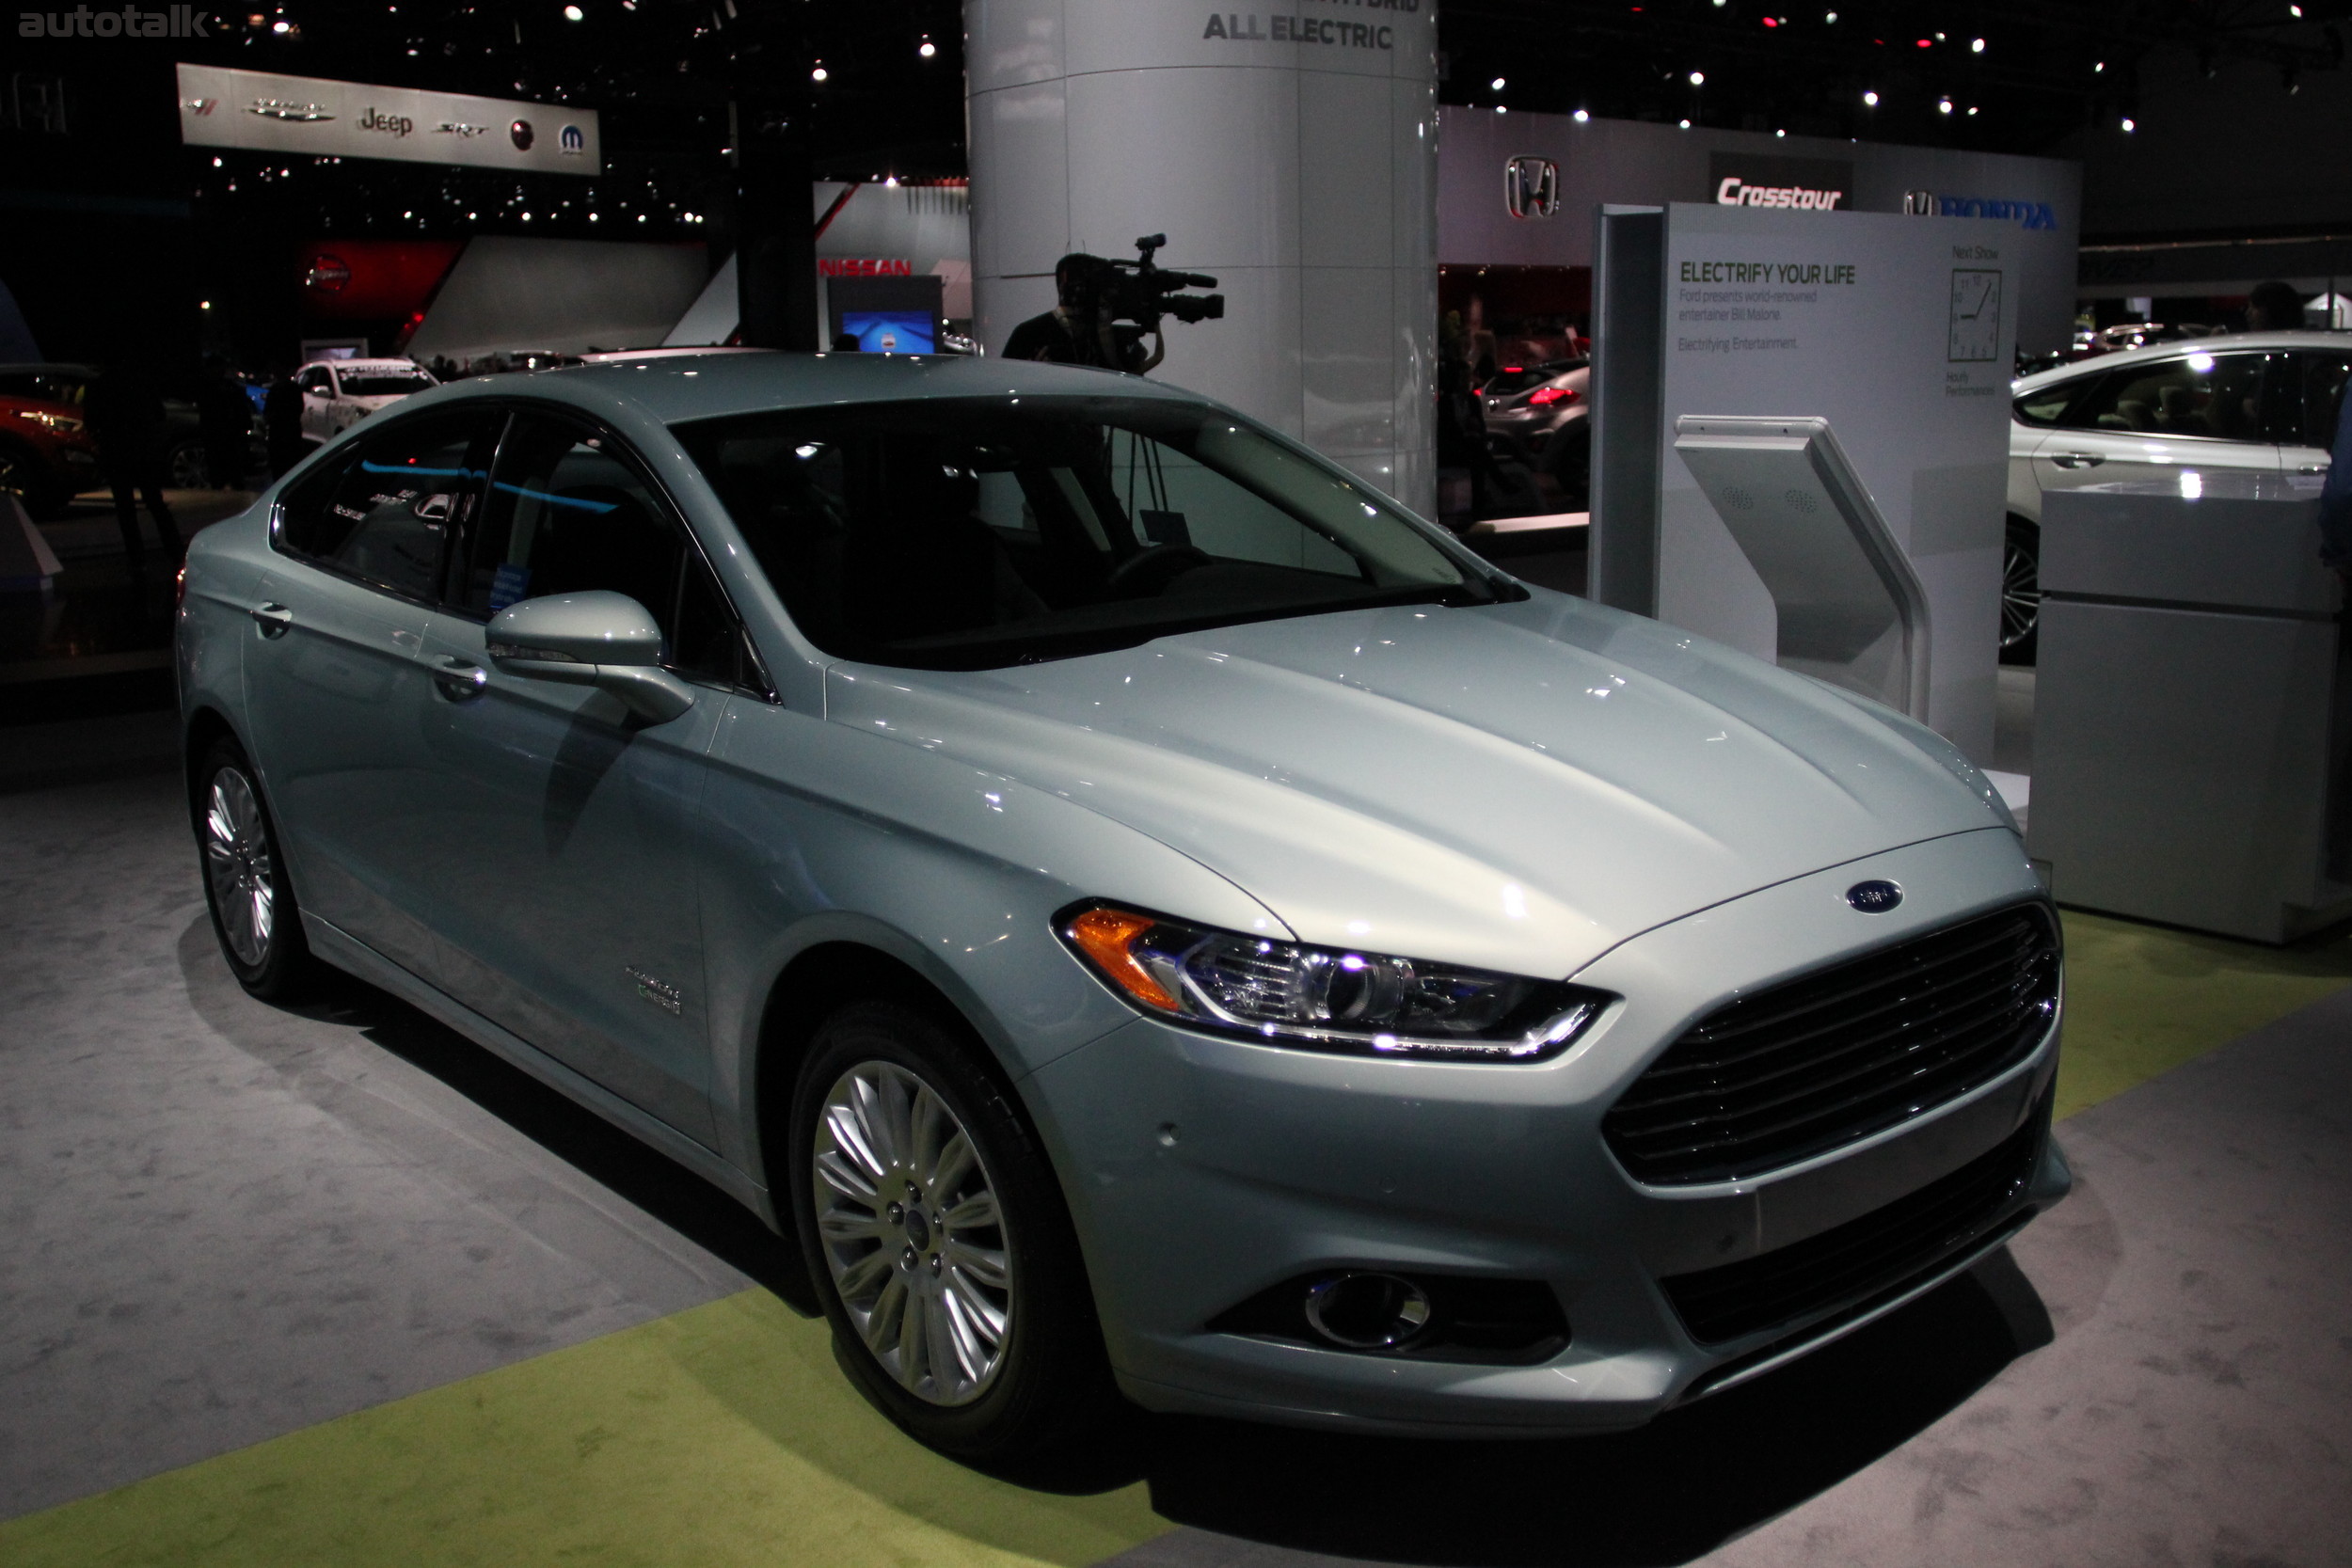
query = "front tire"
xmin=789 ymin=1001 xmax=1116 ymax=1465
xmin=195 ymin=738 xmax=319 ymax=1000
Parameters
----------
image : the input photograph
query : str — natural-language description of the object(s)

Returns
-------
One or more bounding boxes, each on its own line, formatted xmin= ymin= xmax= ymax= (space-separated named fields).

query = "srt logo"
xmin=1504 ymin=155 xmax=1559 ymax=220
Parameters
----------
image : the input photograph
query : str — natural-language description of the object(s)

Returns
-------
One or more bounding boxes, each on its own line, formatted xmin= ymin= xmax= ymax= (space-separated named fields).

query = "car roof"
xmin=414 ymin=349 xmax=1202 ymax=426
xmin=2013 ymin=330 xmax=2349 ymax=392
xmin=307 ymin=358 xmax=429 ymax=373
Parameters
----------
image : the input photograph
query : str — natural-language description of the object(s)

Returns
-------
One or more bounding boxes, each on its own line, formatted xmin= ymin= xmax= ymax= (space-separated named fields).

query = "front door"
xmin=240 ymin=407 xmax=502 ymax=975
xmin=415 ymin=407 xmax=742 ymax=1146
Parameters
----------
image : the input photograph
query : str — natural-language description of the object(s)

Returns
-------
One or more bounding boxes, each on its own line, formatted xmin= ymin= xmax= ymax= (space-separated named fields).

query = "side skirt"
xmin=302 ymin=911 xmax=783 ymax=1230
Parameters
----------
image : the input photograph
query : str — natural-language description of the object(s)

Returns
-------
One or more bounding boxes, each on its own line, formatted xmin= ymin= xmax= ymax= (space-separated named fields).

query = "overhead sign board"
xmin=1708 ymin=153 xmax=1851 ymax=212
xmin=174 ymin=63 xmax=601 ymax=176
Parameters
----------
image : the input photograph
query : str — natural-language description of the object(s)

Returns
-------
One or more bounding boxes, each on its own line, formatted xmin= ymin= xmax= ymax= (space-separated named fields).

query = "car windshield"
xmin=338 ymin=369 xmax=433 ymax=396
xmin=674 ymin=395 xmax=1511 ymax=670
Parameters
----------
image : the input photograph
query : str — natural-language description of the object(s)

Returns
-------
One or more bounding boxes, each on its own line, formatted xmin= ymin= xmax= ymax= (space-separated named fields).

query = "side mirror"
xmin=486 ymin=590 xmax=696 ymax=724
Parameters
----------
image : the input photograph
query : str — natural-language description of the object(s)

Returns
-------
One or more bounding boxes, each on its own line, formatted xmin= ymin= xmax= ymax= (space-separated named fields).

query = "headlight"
xmin=1058 ymin=903 xmax=1608 ymax=1062
xmin=14 ymin=409 xmax=82 ymax=434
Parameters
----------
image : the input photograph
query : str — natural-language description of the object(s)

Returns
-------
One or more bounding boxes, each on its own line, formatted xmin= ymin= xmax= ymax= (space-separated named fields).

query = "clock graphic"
xmin=1948 ymin=268 xmax=2002 ymax=362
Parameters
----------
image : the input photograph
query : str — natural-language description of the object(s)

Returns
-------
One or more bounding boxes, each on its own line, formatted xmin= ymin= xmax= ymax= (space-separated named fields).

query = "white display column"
xmin=965 ymin=0 xmax=1438 ymax=517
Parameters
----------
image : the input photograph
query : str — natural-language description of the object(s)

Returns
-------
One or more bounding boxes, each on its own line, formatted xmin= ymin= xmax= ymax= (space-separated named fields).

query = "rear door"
xmin=2030 ymin=350 xmax=2284 ymax=502
xmin=2277 ymin=347 xmax=2352 ymax=483
xmin=241 ymin=407 xmax=502 ymax=975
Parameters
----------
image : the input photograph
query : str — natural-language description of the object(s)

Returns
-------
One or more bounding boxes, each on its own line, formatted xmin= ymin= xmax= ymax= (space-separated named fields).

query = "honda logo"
xmin=1504 ymin=155 xmax=1559 ymax=220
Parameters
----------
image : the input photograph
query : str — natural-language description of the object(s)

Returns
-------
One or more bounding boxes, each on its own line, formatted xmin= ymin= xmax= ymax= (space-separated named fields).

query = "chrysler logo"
xmin=1846 ymin=879 xmax=1903 ymax=913
xmin=247 ymin=98 xmax=333 ymax=121
xmin=1504 ymin=154 xmax=1559 ymax=220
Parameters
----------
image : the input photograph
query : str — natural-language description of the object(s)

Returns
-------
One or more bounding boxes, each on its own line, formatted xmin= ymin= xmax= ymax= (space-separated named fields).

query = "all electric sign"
xmin=175 ymin=63 xmax=601 ymax=176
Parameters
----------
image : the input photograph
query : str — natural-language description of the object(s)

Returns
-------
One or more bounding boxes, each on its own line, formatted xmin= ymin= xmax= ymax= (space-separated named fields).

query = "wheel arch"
xmin=182 ymin=704 xmax=242 ymax=831
xmin=746 ymin=938 xmax=999 ymax=1207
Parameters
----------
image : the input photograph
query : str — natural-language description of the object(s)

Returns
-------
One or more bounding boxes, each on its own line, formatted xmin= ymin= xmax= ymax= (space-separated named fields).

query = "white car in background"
xmin=296 ymin=358 xmax=437 ymax=446
xmin=2003 ymin=330 xmax=2350 ymax=659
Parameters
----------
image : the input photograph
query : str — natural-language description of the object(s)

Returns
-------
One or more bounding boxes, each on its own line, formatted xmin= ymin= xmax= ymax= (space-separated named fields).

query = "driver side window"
xmin=459 ymin=410 xmax=744 ymax=687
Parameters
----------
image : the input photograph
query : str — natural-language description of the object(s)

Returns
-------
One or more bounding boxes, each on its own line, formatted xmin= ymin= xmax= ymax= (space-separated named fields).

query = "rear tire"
xmin=195 ymin=737 xmax=320 ymax=1001
xmin=789 ymin=1001 xmax=1118 ymax=1465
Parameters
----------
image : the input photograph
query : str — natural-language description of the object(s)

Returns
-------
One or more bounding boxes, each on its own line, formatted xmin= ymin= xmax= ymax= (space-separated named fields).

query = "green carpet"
xmin=2053 ymin=909 xmax=2352 ymax=1120
xmin=0 ymin=1291 xmax=1167 ymax=1568
xmin=8 ymin=909 xmax=2349 ymax=1566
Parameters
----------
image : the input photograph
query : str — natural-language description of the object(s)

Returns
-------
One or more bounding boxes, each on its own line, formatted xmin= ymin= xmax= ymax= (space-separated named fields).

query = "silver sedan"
xmin=177 ymin=352 xmax=2065 ymax=1463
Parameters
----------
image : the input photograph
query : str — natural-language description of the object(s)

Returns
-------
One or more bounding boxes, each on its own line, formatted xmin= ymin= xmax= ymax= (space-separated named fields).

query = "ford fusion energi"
xmin=176 ymin=351 xmax=2067 ymax=1461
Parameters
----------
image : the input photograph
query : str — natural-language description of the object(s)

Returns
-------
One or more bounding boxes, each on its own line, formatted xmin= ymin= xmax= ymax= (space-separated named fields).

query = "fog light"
xmin=1304 ymin=1273 xmax=1432 ymax=1349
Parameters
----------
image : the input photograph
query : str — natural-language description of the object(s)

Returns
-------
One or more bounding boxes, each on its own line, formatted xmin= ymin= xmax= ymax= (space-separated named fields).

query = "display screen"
xmin=841 ymin=310 xmax=934 ymax=355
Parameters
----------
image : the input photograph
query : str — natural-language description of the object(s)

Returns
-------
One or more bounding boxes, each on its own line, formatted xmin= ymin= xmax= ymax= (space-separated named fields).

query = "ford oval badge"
xmin=1846 ymin=879 xmax=1902 ymax=913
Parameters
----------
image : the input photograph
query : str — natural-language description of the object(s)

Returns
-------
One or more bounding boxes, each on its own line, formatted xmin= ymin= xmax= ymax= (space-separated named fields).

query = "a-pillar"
xmin=965 ymin=0 xmax=1438 ymax=517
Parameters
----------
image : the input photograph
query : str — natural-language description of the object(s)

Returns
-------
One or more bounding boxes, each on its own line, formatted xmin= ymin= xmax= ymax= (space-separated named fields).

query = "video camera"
xmin=1062 ymin=234 xmax=1225 ymax=372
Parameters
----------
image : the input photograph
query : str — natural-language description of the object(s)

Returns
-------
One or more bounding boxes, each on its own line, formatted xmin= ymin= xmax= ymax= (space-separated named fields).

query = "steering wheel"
xmin=1104 ymin=543 xmax=1213 ymax=598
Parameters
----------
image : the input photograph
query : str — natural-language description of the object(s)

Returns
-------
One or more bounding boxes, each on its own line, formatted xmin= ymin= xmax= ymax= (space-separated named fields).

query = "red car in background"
xmin=0 ymin=392 xmax=102 ymax=518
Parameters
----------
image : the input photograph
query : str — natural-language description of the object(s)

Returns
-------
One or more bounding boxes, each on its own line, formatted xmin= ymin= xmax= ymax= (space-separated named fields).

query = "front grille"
xmin=1661 ymin=1109 xmax=2045 ymax=1345
xmin=1602 ymin=904 xmax=2059 ymax=1186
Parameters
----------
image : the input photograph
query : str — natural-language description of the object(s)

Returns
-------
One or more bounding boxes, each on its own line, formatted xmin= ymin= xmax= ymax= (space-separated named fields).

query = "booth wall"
xmin=1652 ymin=202 xmax=2017 ymax=762
xmin=405 ymin=237 xmax=707 ymax=363
xmin=965 ymin=0 xmax=1439 ymax=517
xmin=1438 ymin=108 xmax=2081 ymax=354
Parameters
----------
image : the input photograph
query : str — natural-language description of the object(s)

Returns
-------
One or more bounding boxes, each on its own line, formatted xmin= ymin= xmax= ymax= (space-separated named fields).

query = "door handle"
xmin=2048 ymin=452 xmax=2106 ymax=469
xmin=432 ymin=656 xmax=489 ymax=702
xmin=247 ymin=602 xmax=293 ymax=638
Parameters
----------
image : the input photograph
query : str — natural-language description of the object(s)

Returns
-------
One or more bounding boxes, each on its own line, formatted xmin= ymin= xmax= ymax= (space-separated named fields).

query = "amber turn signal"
xmin=1064 ymin=907 xmax=1180 ymax=1012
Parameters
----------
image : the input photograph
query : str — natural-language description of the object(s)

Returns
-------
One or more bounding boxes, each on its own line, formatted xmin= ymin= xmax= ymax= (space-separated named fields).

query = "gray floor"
xmin=0 ymin=767 xmax=761 ymax=1520
xmin=5 ymin=720 xmax=2349 ymax=1565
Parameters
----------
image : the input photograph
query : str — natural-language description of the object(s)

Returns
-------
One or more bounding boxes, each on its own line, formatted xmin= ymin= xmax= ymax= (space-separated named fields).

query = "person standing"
xmin=2246 ymin=279 xmax=2306 ymax=333
xmin=263 ymin=367 xmax=307 ymax=479
xmin=83 ymin=358 xmax=183 ymax=573
xmin=198 ymin=359 xmax=252 ymax=490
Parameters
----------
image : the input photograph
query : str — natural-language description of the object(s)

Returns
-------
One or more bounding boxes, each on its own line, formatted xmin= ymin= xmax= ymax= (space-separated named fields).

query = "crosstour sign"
xmin=173 ymin=63 xmax=601 ymax=175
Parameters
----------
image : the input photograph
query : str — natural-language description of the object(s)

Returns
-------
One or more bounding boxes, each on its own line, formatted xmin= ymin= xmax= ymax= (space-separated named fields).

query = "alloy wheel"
xmin=2000 ymin=533 xmax=2041 ymax=651
xmin=810 ymin=1061 xmax=1013 ymax=1406
xmin=203 ymin=767 xmax=276 ymax=968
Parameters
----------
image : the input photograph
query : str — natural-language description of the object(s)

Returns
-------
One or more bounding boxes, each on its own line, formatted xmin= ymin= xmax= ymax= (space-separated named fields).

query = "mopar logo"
xmin=358 ymin=107 xmax=414 ymax=137
xmin=1845 ymin=879 xmax=1903 ymax=913
xmin=560 ymin=123 xmax=584 ymax=153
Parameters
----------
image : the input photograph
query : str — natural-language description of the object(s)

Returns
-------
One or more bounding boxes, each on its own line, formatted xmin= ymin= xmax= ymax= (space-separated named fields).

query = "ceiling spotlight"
xmin=1862 ymin=89 xmax=1879 ymax=105
xmin=563 ymin=4 xmax=582 ymax=19
xmin=1763 ymin=15 xmax=1778 ymax=24
xmin=1774 ymin=127 xmax=1787 ymax=136
xmin=1678 ymin=118 xmax=1692 ymax=128
xmin=1572 ymin=108 xmax=1590 ymax=122
xmin=2121 ymin=117 xmax=2136 ymax=132
xmin=883 ymin=174 xmax=898 ymax=186
xmin=1967 ymin=104 xmax=1979 ymax=115
xmin=271 ymin=18 xmax=289 ymax=31
xmin=1824 ymin=9 xmax=1836 ymax=20
xmin=1689 ymin=71 xmax=1705 ymax=85
xmin=2094 ymin=60 xmax=2106 ymax=72
xmin=1490 ymin=76 xmax=1506 ymax=90
xmin=811 ymin=64 xmax=828 ymax=81
xmin=918 ymin=37 xmax=935 ymax=56
xmin=1938 ymin=98 xmax=1952 ymax=113
xmin=1971 ymin=37 xmax=1985 ymax=52
xmin=2291 ymin=3 xmax=2303 ymax=13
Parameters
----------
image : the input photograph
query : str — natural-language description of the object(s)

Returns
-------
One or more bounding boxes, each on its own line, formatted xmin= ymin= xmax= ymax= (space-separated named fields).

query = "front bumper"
xmin=1024 ymin=827 xmax=2065 ymax=1435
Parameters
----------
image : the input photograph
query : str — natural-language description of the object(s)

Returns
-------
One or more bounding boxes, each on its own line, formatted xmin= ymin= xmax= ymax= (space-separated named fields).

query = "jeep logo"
xmin=358 ymin=107 xmax=414 ymax=137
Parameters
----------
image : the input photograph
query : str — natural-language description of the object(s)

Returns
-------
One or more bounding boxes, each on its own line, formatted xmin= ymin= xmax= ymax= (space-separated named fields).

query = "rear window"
xmin=337 ymin=368 xmax=435 ymax=398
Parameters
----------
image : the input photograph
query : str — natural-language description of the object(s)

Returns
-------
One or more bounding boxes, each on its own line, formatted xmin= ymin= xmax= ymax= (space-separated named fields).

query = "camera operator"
xmin=1004 ymin=253 xmax=1161 ymax=372
xmin=1001 ymin=237 xmax=1222 ymax=375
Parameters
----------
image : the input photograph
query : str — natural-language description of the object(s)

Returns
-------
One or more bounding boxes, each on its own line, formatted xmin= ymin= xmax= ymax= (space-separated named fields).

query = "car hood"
xmin=821 ymin=594 xmax=2006 ymax=980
